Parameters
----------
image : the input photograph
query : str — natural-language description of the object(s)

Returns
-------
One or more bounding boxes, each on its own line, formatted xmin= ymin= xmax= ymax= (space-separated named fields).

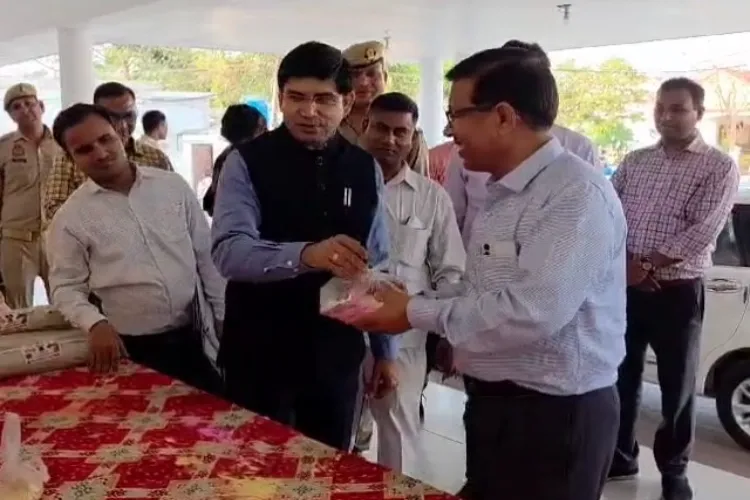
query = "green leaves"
xmin=555 ymin=58 xmax=649 ymax=162
xmin=97 ymin=45 xmax=648 ymax=162
xmin=96 ymin=45 xmax=280 ymax=110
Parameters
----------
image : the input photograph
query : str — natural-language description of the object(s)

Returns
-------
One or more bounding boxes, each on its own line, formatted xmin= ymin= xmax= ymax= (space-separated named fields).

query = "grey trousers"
xmin=459 ymin=378 xmax=619 ymax=500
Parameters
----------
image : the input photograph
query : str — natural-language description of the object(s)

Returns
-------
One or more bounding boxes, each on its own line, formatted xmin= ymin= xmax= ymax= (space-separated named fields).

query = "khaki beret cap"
xmin=343 ymin=41 xmax=387 ymax=69
xmin=4 ymin=83 xmax=38 ymax=110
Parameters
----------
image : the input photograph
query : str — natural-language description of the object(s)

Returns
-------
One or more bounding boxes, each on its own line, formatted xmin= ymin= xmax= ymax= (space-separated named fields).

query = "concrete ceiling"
xmin=0 ymin=0 xmax=749 ymax=66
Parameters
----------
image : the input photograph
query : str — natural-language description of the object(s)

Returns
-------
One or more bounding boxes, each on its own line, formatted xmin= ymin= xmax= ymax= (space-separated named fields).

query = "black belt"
xmin=464 ymin=377 xmax=541 ymax=398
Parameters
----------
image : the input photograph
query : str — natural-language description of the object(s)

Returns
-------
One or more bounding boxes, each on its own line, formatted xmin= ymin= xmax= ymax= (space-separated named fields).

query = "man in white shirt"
xmin=46 ymin=103 xmax=224 ymax=394
xmin=356 ymin=93 xmax=465 ymax=476
xmin=444 ymin=41 xmax=601 ymax=244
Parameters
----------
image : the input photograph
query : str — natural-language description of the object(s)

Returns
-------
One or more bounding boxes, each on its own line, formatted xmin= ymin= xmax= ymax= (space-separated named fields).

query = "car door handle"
xmin=706 ymin=278 xmax=743 ymax=292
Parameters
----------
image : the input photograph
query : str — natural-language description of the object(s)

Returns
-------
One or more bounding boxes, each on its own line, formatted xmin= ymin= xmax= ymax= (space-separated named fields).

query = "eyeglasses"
xmin=445 ymin=103 xmax=496 ymax=123
xmin=107 ymin=110 xmax=137 ymax=122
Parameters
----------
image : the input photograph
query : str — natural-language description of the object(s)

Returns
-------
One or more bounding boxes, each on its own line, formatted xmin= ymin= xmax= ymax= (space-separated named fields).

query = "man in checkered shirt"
xmin=42 ymin=82 xmax=172 ymax=228
xmin=610 ymin=77 xmax=739 ymax=500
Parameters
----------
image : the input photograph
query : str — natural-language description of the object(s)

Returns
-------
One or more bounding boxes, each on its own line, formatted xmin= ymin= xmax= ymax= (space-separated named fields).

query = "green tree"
xmin=555 ymin=58 xmax=649 ymax=162
xmin=97 ymin=45 xmax=279 ymax=109
xmin=388 ymin=61 xmax=454 ymax=105
xmin=388 ymin=63 xmax=420 ymax=99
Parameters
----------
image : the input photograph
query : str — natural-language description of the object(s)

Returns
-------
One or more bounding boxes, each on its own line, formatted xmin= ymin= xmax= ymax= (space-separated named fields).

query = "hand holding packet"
xmin=320 ymin=270 xmax=398 ymax=326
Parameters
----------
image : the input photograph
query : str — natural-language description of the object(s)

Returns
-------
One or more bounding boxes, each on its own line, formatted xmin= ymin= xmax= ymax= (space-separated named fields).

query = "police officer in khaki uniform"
xmin=341 ymin=41 xmax=430 ymax=177
xmin=0 ymin=83 xmax=58 ymax=308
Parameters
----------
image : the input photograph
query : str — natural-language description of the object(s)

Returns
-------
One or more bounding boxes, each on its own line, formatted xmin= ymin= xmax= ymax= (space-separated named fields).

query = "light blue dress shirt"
xmin=408 ymin=138 xmax=627 ymax=396
xmin=211 ymin=150 xmax=396 ymax=360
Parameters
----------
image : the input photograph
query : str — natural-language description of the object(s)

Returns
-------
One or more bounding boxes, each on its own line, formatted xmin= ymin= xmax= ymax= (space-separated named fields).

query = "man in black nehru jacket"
xmin=211 ymin=41 xmax=398 ymax=451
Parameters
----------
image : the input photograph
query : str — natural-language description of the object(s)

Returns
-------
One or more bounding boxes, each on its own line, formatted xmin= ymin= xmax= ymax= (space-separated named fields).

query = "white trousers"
xmin=362 ymin=345 xmax=427 ymax=478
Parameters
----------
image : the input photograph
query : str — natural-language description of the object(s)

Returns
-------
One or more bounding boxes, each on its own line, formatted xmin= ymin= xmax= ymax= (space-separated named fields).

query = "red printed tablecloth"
xmin=0 ymin=362 xmax=457 ymax=499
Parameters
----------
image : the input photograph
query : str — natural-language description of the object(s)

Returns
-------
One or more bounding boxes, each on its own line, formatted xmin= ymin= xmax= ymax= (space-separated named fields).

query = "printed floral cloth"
xmin=0 ymin=362 xmax=457 ymax=499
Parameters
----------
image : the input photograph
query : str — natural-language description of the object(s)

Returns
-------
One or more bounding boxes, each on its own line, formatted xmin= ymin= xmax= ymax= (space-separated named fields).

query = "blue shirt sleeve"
xmin=367 ymin=162 xmax=390 ymax=268
xmin=211 ymin=151 xmax=397 ymax=360
xmin=367 ymin=161 xmax=398 ymax=361
xmin=211 ymin=150 xmax=311 ymax=282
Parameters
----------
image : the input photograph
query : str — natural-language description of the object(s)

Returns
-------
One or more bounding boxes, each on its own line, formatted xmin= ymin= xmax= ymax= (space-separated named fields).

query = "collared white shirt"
xmin=47 ymin=166 xmax=225 ymax=337
xmin=409 ymin=138 xmax=627 ymax=396
xmin=445 ymin=124 xmax=601 ymax=245
xmin=383 ymin=166 xmax=465 ymax=348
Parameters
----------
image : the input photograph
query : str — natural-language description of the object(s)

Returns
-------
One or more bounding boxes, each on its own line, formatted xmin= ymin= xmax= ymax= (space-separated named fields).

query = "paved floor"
xmin=363 ymin=377 xmax=750 ymax=499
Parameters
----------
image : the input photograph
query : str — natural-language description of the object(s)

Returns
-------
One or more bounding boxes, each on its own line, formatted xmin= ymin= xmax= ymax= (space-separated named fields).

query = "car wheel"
xmin=716 ymin=361 xmax=750 ymax=451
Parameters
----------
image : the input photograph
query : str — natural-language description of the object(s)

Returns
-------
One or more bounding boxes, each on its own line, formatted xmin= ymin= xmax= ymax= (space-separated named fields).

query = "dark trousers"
xmin=459 ymin=378 xmax=619 ymax=500
xmin=613 ymin=280 xmax=704 ymax=477
xmin=121 ymin=325 xmax=223 ymax=396
xmin=223 ymin=350 xmax=361 ymax=451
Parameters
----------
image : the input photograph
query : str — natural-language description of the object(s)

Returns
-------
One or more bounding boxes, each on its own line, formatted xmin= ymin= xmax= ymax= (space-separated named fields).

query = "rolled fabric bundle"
xmin=0 ymin=329 xmax=87 ymax=379
xmin=0 ymin=307 xmax=71 ymax=335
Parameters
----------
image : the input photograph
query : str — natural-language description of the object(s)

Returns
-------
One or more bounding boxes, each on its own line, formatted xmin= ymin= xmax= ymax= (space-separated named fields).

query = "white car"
xmin=643 ymin=190 xmax=750 ymax=451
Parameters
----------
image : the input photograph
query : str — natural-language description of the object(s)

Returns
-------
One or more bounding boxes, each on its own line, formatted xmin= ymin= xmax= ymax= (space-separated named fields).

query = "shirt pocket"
xmin=142 ymin=201 xmax=189 ymax=243
xmin=393 ymin=224 xmax=430 ymax=286
xmin=4 ymin=160 xmax=35 ymax=191
xmin=472 ymin=239 xmax=519 ymax=290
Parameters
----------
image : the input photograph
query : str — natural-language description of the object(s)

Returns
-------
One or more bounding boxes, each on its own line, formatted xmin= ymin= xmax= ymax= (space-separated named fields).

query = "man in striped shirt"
xmin=444 ymin=41 xmax=600 ymax=246
xmin=353 ymin=48 xmax=626 ymax=500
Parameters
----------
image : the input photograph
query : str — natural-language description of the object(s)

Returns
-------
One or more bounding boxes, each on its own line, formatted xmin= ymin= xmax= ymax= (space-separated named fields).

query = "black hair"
xmin=500 ymin=40 xmax=551 ymax=68
xmin=277 ymin=41 xmax=352 ymax=94
xmin=369 ymin=92 xmax=419 ymax=123
xmin=446 ymin=50 xmax=558 ymax=130
xmin=220 ymin=104 xmax=266 ymax=145
xmin=93 ymin=82 xmax=136 ymax=103
xmin=142 ymin=110 xmax=166 ymax=134
xmin=52 ymin=103 xmax=114 ymax=154
xmin=659 ymin=77 xmax=705 ymax=110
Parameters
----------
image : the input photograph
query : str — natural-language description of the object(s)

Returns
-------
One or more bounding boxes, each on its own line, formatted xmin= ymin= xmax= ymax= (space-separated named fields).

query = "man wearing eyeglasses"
xmin=444 ymin=41 xmax=600 ymax=246
xmin=0 ymin=83 xmax=60 ymax=308
xmin=42 ymin=82 xmax=172 ymax=227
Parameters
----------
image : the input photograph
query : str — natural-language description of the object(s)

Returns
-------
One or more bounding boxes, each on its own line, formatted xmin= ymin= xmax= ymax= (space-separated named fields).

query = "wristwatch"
xmin=640 ymin=257 xmax=655 ymax=273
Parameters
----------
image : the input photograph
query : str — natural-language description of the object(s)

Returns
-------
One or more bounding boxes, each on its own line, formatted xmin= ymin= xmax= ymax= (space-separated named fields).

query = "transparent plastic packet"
xmin=319 ymin=270 xmax=395 ymax=325
xmin=0 ymin=413 xmax=49 ymax=500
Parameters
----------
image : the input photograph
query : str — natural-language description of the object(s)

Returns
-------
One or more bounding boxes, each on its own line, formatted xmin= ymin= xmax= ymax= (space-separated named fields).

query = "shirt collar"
xmin=652 ymin=132 xmax=711 ymax=154
xmin=85 ymin=162 xmax=143 ymax=194
xmin=11 ymin=125 xmax=53 ymax=143
xmin=386 ymin=164 xmax=419 ymax=189
xmin=492 ymin=137 xmax=565 ymax=194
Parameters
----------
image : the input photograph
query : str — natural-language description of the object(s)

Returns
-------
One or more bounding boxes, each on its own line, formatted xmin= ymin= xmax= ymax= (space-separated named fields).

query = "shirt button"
xmin=286 ymin=260 xmax=293 ymax=267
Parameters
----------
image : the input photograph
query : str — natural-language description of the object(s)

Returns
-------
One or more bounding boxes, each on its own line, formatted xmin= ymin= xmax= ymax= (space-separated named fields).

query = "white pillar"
xmin=419 ymin=55 xmax=445 ymax=148
xmin=57 ymin=27 xmax=95 ymax=108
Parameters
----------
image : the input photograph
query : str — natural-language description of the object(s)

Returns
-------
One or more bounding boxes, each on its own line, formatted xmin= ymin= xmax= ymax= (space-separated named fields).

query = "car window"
xmin=714 ymin=203 xmax=750 ymax=267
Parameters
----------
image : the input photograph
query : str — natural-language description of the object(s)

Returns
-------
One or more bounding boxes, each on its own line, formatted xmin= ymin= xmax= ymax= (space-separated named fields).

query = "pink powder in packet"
xmin=320 ymin=272 xmax=386 ymax=325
